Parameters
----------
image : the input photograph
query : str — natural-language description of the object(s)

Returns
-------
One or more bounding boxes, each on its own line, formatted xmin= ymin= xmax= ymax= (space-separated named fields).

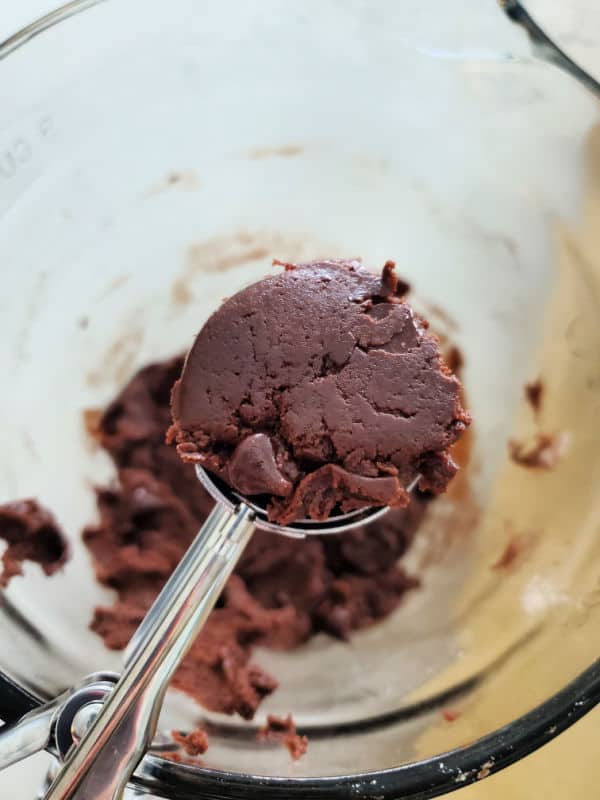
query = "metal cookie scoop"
xmin=38 ymin=466 xmax=418 ymax=800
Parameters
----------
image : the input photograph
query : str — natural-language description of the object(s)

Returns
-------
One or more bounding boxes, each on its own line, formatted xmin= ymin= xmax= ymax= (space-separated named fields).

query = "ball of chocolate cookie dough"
xmin=169 ymin=259 xmax=470 ymax=524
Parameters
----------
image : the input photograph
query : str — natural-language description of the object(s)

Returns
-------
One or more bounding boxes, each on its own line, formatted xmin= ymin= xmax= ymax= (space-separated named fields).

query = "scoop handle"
xmin=43 ymin=502 xmax=255 ymax=800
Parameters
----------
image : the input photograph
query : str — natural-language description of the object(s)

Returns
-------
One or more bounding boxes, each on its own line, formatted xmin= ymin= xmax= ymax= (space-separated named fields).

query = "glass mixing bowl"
xmin=1 ymin=1 xmax=600 ymax=797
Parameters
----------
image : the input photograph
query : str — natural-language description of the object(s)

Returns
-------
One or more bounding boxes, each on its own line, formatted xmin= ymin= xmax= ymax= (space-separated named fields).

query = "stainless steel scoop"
xmin=36 ymin=466 xmax=416 ymax=800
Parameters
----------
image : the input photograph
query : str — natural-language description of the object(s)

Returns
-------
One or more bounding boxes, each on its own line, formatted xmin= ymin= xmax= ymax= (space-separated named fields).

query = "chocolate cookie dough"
xmin=525 ymin=379 xmax=544 ymax=415
xmin=258 ymin=714 xmax=308 ymax=760
xmin=171 ymin=728 xmax=209 ymax=757
xmin=0 ymin=499 xmax=68 ymax=587
xmin=170 ymin=259 xmax=470 ymax=523
xmin=508 ymin=432 xmax=570 ymax=470
xmin=85 ymin=356 xmax=427 ymax=719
